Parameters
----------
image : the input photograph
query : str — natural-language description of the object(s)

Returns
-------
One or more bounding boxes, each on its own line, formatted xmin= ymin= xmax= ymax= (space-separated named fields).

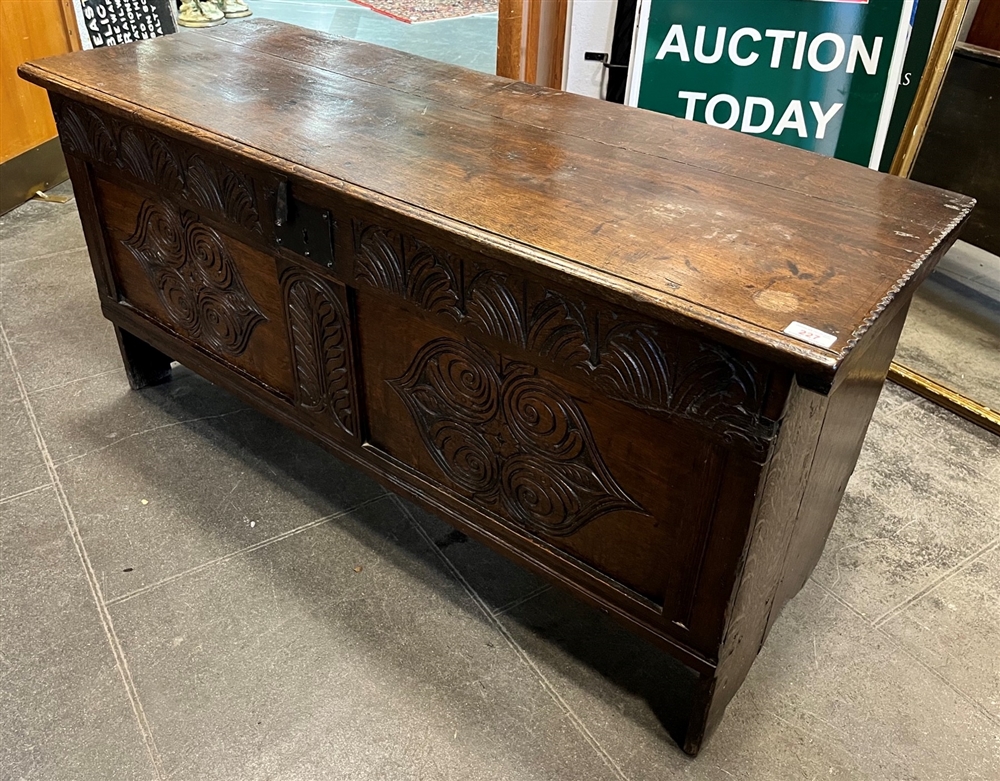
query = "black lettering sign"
xmin=75 ymin=0 xmax=176 ymax=48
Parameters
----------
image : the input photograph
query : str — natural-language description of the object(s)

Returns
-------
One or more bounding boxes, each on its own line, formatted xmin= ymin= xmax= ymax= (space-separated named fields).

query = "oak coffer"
xmin=19 ymin=19 xmax=973 ymax=756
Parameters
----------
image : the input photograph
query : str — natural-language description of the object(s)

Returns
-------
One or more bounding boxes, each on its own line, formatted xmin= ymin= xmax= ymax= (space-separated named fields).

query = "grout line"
xmin=883 ymin=626 xmax=1000 ymax=729
xmin=1 ymin=322 xmax=166 ymax=780
xmin=807 ymin=577 xmax=872 ymax=623
xmin=809 ymin=574 xmax=1000 ymax=728
xmin=31 ymin=368 xmax=120 ymax=395
xmin=493 ymin=584 xmax=552 ymax=616
xmin=105 ymin=494 xmax=389 ymax=606
xmin=872 ymin=537 xmax=1000 ymax=628
xmin=394 ymin=496 xmax=632 ymax=781
xmin=0 ymin=483 xmax=53 ymax=506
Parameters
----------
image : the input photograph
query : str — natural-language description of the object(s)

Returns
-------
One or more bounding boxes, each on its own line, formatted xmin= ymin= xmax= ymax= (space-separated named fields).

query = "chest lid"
xmin=19 ymin=19 xmax=973 ymax=392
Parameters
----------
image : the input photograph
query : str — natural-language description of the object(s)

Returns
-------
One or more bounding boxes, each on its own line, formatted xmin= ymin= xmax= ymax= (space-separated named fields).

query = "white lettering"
xmin=808 ymin=33 xmax=846 ymax=73
xmin=848 ymin=35 xmax=883 ymax=75
xmin=773 ymin=100 xmax=808 ymax=138
xmin=694 ymin=26 xmax=726 ymax=64
xmin=741 ymin=97 xmax=775 ymax=134
xmin=729 ymin=27 xmax=761 ymax=67
xmin=764 ymin=29 xmax=796 ymax=69
xmin=792 ymin=31 xmax=808 ymax=70
xmin=706 ymin=94 xmax=741 ymax=129
xmin=678 ymin=91 xmax=708 ymax=120
xmin=656 ymin=24 xmax=690 ymax=61
xmin=810 ymin=101 xmax=843 ymax=140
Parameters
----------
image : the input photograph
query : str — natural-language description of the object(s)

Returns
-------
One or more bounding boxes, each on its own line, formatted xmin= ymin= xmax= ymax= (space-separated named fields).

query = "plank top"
xmin=20 ymin=19 xmax=973 ymax=387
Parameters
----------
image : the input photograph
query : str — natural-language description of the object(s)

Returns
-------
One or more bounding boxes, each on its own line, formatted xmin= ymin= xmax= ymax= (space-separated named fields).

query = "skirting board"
xmin=0 ymin=136 xmax=69 ymax=215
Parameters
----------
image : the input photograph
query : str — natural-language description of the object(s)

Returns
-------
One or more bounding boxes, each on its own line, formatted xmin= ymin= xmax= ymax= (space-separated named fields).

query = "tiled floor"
xmin=249 ymin=0 xmax=498 ymax=72
xmin=1 ymin=184 xmax=998 ymax=779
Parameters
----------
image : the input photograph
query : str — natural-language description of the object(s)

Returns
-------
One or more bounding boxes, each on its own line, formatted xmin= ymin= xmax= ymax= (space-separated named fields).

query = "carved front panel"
xmin=352 ymin=219 xmax=778 ymax=456
xmin=356 ymin=289 xmax=732 ymax=621
xmin=123 ymin=199 xmax=266 ymax=357
xmin=96 ymin=177 xmax=294 ymax=396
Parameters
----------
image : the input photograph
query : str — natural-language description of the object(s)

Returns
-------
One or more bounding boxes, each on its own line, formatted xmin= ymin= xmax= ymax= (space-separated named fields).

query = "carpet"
xmin=348 ymin=0 xmax=498 ymax=24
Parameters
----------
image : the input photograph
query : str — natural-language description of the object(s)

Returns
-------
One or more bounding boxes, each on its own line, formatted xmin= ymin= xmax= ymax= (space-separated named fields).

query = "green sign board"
xmin=627 ymin=0 xmax=917 ymax=168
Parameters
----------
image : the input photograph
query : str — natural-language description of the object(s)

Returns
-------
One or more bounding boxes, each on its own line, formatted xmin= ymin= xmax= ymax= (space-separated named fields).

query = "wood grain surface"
xmin=18 ymin=20 xmax=974 ymax=392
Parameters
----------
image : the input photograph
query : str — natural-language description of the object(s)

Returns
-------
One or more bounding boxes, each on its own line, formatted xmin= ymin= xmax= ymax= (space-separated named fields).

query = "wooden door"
xmin=0 ymin=0 xmax=79 ymax=211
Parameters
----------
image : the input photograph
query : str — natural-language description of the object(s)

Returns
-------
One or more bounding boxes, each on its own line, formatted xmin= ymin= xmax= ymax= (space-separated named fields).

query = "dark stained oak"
xmin=20 ymin=19 xmax=972 ymax=757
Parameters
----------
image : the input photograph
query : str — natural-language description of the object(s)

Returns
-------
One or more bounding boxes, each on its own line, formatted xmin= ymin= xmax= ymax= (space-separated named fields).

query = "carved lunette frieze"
xmin=279 ymin=263 xmax=358 ymax=437
xmin=123 ymin=200 xmax=266 ymax=357
xmin=353 ymin=220 xmax=775 ymax=451
xmin=55 ymin=98 xmax=262 ymax=234
xmin=391 ymin=337 xmax=646 ymax=536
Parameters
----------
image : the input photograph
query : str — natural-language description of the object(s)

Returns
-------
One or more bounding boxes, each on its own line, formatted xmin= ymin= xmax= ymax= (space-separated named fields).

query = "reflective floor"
xmin=249 ymin=0 xmax=498 ymax=72
xmin=895 ymin=240 xmax=1000 ymax=413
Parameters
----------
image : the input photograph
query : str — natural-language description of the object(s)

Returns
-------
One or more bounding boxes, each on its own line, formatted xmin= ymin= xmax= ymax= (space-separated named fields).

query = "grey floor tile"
xmin=108 ymin=496 xmax=624 ymax=781
xmin=496 ymin=587 xmax=696 ymax=778
xmin=31 ymin=364 xmax=246 ymax=468
xmin=710 ymin=579 xmax=1000 ymax=781
xmin=404 ymin=502 xmax=551 ymax=611
xmin=0 ymin=246 xmax=121 ymax=393
xmin=0 ymin=489 xmax=158 ymax=780
xmin=0 ymin=349 xmax=49 ymax=500
xmin=879 ymin=544 xmax=1000 ymax=719
xmin=811 ymin=390 xmax=1000 ymax=620
xmin=0 ymin=183 xmax=84 ymax=266
xmin=52 ymin=378 xmax=386 ymax=602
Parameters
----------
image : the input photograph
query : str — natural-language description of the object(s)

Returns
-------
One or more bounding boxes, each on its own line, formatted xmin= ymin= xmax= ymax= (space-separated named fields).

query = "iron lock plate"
xmin=274 ymin=180 xmax=336 ymax=269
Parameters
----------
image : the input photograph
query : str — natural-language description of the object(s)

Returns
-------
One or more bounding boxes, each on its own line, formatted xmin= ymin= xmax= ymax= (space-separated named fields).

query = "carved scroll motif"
xmin=123 ymin=200 xmax=266 ymax=356
xmin=354 ymin=220 xmax=774 ymax=451
xmin=55 ymin=99 xmax=262 ymax=233
xmin=391 ymin=337 xmax=645 ymax=537
xmin=280 ymin=264 xmax=357 ymax=436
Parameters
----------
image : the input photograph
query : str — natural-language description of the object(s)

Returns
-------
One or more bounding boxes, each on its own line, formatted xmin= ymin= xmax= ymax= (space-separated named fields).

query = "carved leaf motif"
xmin=465 ymin=271 xmax=524 ymax=344
xmin=593 ymin=324 xmax=674 ymax=407
xmin=594 ymin=323 xmax=767 ymax=446
xmin=187 ymin=154 xmax=261 ymax=233
xmin=406 ymin=241 xmax=461 ymax=317
xmin=123 ymin=200 xmax=266 ymax=357
xmin=526 ymin=294 xmax=591 ymax=367
xmin=280 ymin=266 xmax=356 ymax=435
xmin=355 ymin=223 xmax=405 ymax=294
xmin=57 ymin=102 xmax=116 ymax=162
xmin=391 ymin=337 xmax=645 ymax=536
xmin=118 ymin=125 xmax=184 ymax=190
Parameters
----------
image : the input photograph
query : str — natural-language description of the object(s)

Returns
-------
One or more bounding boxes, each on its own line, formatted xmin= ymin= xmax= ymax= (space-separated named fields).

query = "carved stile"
xmin=280 ymin=264 xmax=358 ymax=437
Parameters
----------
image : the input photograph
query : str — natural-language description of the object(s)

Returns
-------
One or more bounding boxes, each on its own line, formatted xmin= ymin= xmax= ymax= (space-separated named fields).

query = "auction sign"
xmin=626 ymin=0 xmax=916 ymax=168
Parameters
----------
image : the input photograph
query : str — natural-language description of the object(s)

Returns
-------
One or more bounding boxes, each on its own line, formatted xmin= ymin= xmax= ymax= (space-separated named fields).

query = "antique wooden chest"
xmin=20 ymin=20 xmax=973 ymax=755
